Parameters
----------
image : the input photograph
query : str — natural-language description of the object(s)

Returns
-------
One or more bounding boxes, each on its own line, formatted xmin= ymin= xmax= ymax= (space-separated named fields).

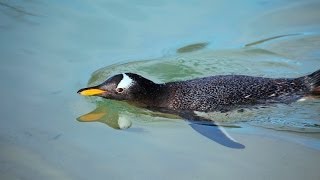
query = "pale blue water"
xmin=1 ymin=0 xmax=320 ymax=179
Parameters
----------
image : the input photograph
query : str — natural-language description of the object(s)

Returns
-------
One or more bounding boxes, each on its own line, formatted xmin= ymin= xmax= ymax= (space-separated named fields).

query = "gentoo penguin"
xmin=77 ymin=70 xmax=320 ymax=148
xmin=78 ymin=69 xmax=320 ymax=114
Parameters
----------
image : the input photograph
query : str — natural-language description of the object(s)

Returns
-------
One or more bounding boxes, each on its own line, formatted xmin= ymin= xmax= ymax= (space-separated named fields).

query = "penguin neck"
xmin=132 ymin=83 xmax=170 ymax=108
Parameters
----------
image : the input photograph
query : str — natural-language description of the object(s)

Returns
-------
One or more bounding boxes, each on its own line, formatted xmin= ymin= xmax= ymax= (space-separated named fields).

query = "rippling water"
xmin=1 ymin=0 xmax=320 ymax=179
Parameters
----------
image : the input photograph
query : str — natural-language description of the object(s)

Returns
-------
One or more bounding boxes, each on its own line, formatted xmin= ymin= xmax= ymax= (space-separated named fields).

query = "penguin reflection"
xmin=77 ymin=102 xmax=133 ymax=130
xmin=77 ymin=102 xmax=245 ymax=149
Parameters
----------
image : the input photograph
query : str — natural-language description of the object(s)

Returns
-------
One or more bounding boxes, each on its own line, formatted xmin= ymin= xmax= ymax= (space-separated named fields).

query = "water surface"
xmin=1 ymin=0 xmax=320 ymax=179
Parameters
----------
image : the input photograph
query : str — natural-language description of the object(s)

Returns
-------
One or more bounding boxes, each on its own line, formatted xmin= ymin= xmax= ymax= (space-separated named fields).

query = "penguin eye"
xmin=116 ymin=88 xmax=124 ymax=93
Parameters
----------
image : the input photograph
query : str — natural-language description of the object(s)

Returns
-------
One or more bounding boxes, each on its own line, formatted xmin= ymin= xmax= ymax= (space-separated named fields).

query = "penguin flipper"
xmin=189 ymin=123 xmax=245 ymax=149
xmin=180 ymin=112 xmax=245 ymax=149
xmin=145 ymin=108 xmax=245 ymax=149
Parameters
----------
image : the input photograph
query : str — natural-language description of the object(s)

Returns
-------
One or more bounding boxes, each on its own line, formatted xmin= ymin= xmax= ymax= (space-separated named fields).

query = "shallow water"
xmin=1 ymin=0 xmax=320 ymax=179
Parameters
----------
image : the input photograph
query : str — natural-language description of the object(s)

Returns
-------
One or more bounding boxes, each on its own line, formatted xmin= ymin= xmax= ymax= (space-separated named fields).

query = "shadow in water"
xmin=177 ymin=42 xmax=209 ymax=53
xmin=77 ymin=102 xmax=245 ymax=149
xmin=0 ymin=2 xmax=38 ymax=16
xmin=244 ymin=33 xmax=302 ymax=47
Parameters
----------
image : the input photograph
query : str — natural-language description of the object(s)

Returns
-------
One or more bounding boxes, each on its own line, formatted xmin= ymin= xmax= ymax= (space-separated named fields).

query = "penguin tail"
xmin=307 ymin=69 xmax=320 ymax=95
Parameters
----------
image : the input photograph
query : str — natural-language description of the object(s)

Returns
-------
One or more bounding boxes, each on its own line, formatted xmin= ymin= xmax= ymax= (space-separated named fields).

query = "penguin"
xmin=78 ymin=69 xmax=320 ymax=114
xmin=77 ymin=69 xmax=320 ymax=149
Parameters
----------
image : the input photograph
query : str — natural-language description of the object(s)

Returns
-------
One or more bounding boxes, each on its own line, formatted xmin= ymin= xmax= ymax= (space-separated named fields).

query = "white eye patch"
xmin=117 ymin=73 xmax=134 ymax=89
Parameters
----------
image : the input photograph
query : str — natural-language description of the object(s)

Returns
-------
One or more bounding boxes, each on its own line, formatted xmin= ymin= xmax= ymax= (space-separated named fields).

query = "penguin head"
xmin=77 ymin=73 xmax=157 ymax=101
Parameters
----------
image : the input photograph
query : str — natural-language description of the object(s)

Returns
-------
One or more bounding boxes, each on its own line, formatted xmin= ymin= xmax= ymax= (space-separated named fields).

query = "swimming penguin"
xmin=77 ymin=69 xmax=320 ymax=149
xmin=78 ymin=69 xmax=320 ymax=114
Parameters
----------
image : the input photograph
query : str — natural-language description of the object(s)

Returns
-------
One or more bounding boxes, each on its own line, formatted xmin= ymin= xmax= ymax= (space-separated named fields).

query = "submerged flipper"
xmin=180 ymin=112 xmax=245 ymax=149
xmin=189 ymin=123 xmax=245 ymax=149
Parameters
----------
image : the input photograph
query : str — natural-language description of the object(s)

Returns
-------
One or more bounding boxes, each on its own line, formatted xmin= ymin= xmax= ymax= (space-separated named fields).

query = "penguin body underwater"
xmin=78 ymin=69 xmax=320 ymax=114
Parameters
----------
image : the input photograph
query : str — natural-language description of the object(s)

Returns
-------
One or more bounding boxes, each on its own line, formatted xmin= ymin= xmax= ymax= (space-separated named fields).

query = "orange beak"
xmin=77 ymin=87 xmax=106 ymax=96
